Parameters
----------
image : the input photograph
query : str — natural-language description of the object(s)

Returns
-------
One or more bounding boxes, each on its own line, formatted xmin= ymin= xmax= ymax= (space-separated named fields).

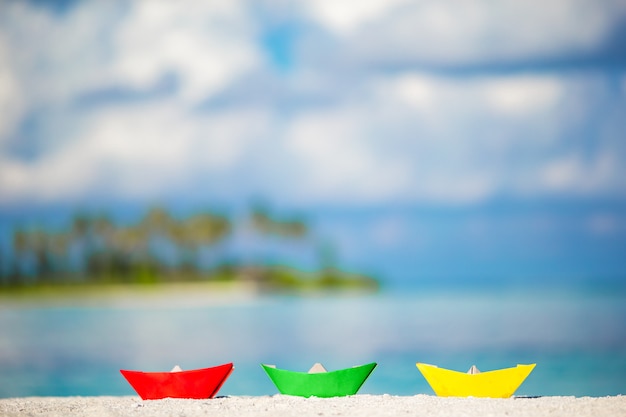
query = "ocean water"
xmin=1 ymin=286 xmax=625 ymax=398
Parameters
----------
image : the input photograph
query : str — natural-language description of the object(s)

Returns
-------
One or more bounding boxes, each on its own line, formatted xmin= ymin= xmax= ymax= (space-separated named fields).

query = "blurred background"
xmin=1 ymin=0 xmax=625 ymax=398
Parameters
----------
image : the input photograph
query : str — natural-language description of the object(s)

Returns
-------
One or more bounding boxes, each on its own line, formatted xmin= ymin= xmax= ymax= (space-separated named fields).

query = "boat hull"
xmin=261 ymin=363 xmax=377 ymax=398
xmin=120 ymin=363 xmax=234 ymax=400
xmin=416 ymin=363 xmax=535 ymax=398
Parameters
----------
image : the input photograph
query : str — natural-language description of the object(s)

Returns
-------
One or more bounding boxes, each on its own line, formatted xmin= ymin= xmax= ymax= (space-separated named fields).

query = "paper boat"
xmin=261 ymin=362 xmax=377 ymax=398
xmin=416 ymin=363 xmax=535 ymax=398
xmin=120 ymin=363 xmax=234 ymax=400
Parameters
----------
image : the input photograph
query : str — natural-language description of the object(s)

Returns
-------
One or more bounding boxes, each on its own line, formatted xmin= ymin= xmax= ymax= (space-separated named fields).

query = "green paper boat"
xmin=261 ymin=362 xmax=377 ymax=398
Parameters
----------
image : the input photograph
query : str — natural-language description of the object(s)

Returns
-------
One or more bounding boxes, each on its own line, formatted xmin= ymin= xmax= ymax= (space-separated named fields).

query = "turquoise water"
xmin=1 ymin=287 xmax=625 ymax=398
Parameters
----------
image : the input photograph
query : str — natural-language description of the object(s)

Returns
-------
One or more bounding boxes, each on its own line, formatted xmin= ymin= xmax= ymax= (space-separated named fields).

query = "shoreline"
xmin=1 ymin=395 xmax=625 ymax=417
xmin=0 ymin=281 xmax=267 ymax=309
xmin=0 ymin=280 xmax=381 ymax=309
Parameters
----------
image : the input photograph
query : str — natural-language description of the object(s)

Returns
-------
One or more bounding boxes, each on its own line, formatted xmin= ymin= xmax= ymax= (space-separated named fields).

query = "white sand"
xmin=1 ymin=395 xmax=624 ymax=417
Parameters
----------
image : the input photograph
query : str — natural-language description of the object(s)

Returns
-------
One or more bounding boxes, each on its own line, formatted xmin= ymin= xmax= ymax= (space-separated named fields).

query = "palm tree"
xmin=170 ymin=211 xmax=231 ymax=278
xmin=250 ymin=206 xmax=308 ymax=238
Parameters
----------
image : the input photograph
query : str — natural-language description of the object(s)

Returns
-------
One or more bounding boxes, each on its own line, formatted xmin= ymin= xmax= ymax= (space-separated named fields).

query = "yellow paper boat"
xmin=416 ymin=363 xmax=536 ymax=398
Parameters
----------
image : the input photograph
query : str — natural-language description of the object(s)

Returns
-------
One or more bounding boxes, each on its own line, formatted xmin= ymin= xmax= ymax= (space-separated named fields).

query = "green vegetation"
xmin=1 ymin=206 xmax=379 ymax=293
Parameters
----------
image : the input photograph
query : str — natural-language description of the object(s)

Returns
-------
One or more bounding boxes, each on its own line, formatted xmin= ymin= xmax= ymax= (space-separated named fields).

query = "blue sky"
xmin=1 ymin=0 xmax=625 ymax=287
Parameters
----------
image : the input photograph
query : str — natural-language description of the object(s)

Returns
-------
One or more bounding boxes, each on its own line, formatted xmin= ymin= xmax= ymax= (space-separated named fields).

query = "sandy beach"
xmin=1 ymin=395 xmax=625 ymax=417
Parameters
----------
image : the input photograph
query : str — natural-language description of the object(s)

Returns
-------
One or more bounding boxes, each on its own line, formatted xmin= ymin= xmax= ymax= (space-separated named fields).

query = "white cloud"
xmin=2 ymin=59 xmax=623 ymax=206
xmin=285 ymin=108 xmax=413 ymax=204
xmin=483 ymin=76 xmax=563 ymax=115
xmin=0 ymin=36 xmax=23 ymax=141
xmin=0 ymin=153 xmax=97 ymax=203
xmin=541 ymin=155 xmax=584 ymax=190
xmin=0 ymin=0 xmax=262 ymax=143
xmin=193 ymin=110 xmax=272 ymax=171
xmin=0 ymin=1 xmax=116 ymax=107
xmin=386 ymin=74 xmax=437 ymax=111
xmin=110 ymin=1 xmax=262 ymax=104
xmin=0 ymin=100 xmax=272 ymax=203
xmin=306 ymin=0 xmax=626 ymax=66
xmin=380 ymin=73 xmax=563 ymax=119
xmin=304 ymin=0 xmax=410 ymax=35
xmin=0 ymin=1 xmax=625 ymax=208
xmin=538 ymin=152 xmax=618 ymax=194
xmin=0 ymin=0 xmax=271 ymax=203
xmin=366 ymin=72 xmax=624 ymax=202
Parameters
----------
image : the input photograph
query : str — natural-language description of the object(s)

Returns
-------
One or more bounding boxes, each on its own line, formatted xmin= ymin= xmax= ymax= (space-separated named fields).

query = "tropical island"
xmin=0 ymin=205 xmax=379 ymax=295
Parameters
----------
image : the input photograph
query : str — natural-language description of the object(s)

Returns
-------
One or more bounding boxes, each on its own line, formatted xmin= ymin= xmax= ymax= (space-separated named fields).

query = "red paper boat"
xmin=120 ymin=363 xmax=234 ymax=400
